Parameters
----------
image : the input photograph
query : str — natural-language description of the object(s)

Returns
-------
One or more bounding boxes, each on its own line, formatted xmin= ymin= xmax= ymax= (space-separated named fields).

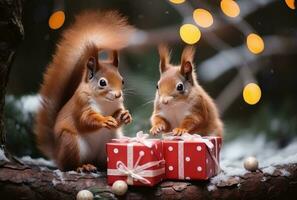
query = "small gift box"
xmin=107 ymin=132 xmax=165 ymax=186
xmin=162 ymin=133 xmax=222 ymax=180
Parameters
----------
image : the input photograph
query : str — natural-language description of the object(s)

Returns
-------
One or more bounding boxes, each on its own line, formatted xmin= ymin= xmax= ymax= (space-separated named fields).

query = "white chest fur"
xmin=78 ymin=98 xmax=123 ymax=164
xmin=158 ymin=101 xmax=192 ymax=129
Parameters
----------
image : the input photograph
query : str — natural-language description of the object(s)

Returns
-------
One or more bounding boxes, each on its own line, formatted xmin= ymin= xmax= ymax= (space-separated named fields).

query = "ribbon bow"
xmin=163 ymin=133 xmax=214 ymax=149
xmin=116 ymin=159 xmax=164 ymax=185
xmin=113 ymin=131 xmax=154 ymax=148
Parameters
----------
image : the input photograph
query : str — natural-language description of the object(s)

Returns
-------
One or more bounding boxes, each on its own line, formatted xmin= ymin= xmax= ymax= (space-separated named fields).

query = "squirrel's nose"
xmin=114 ymin=91 xmax=122 ymax=99
xmin=162 ymin=99 xmax=168 ymax=104
xmin=161 ymin=96 xmax=172 ymax=104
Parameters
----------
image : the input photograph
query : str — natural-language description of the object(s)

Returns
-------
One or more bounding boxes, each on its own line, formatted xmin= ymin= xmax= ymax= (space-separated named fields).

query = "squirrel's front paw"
xmin=101 ymin=116 xmax=118 ymax=129
xmin=119 ymin=110 xmax=132 ymax=124
xmin=172 ymin=128 xmax=188 ymax=136
xmin=150 ymin=124 xmax=166 ymax=135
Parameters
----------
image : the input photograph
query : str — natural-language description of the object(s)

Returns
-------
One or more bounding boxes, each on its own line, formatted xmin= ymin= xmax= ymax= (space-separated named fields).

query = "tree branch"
xmin=0 ymin=162 xmax=296 ymax=199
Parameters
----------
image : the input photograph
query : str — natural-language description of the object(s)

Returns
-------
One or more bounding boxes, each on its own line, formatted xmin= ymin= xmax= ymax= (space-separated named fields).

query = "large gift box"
xmin=107 ymin=132 xmax=165 ymax=186
xmin=162 ymin=134 xmax=222 ymax=180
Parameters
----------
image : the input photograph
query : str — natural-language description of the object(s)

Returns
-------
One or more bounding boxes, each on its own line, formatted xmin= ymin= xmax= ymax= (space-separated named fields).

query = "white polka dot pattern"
xmin=196 ymin=145 xmax=202 ymax=151
xmin=197 ymin=166 xmax=202 ymax=171
xmin=168 ymin=166 xmax=174 ymax=171
xmin=168 ymin=146 xmax=173 ymax=151
xmin=113 ymin=148 xmax=119 ymax=154
xmin=139 ymin=151 xmax=145 ymax=156
xmin=185 ymin=157 xmax=190 ymax=162
xmin=185 ymin=177 xmax=191 ymax=180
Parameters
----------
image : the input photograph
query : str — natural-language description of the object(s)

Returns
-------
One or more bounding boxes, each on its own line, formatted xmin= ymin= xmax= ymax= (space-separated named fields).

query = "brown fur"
xmin=35 ymin=11 xmax=134 ymax=171
xmin=150 ymin=45 xmax=223 ymax=137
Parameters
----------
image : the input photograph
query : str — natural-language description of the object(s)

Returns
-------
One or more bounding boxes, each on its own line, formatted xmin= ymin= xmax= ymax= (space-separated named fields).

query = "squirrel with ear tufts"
xmin=35 ymin=11 xmax=134 ymax=172
xmin=150 ymin=45 xmax=223 ymax=137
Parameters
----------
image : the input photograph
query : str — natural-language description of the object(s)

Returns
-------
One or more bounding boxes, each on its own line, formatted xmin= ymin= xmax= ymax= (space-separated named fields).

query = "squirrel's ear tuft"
xmin=181 ymin=46 xmax=195 ymax=64
xmin=180 ymin=46 xmax=195 ymax=82
xmin=158 ymin=44 xmax=170 ymax=73
xmin=112 ymin=50 xmax=119 ymax=67
xmin=86 ymin=56 xmax=97 ymax=80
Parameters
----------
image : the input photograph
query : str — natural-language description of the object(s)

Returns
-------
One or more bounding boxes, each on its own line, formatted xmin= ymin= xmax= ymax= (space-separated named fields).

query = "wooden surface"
xmin=0 ymin=162 xmax=296 ymax=200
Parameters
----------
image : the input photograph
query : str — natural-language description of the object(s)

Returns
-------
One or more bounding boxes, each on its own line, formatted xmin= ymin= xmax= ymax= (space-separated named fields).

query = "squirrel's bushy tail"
xmin=35 ymin=11 xmax=134 ymax=159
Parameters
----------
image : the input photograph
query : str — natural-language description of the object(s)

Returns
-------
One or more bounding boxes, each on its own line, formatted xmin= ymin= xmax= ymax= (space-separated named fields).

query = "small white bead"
xmin=168 ymin=146 xmax=173 ymax=151
xmin=111 ymin=180 xmax=128 ymax=196
xmin=197 ymin=166 xmax=202 ymax=171
xmin=168 ymin=166 xmax=174 ymax=171
xmin=196 ymin=145 xmax=202 ymax=151
xmin=139 ymin=151 xmax=145 ymax=156
xmin=185 ymin=177 xmax=191 ymax=180
xmin=185 ymin=157 xmax=190 ymax=162
xmin=113 ymin=148 xmax=119 ymax=154
xmin=76 ymin=190 xmax=94 ymax=200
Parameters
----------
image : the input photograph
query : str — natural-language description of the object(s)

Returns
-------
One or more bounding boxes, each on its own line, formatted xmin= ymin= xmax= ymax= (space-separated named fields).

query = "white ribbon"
xmin=163 ymin=133 xmax=221 ymax=178
xmin=163 ymin=133 xmax=214 ymax=149
xmin=110 ymin=159 xmax=165 ymax=185
xmin=112 ymin=131 xmax=154 ymax=148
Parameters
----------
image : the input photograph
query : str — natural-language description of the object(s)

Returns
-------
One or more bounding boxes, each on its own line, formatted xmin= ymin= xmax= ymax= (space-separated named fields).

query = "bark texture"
xmin=0 ymin=162 xmax=296 ymax=200
xmin=0 ymin=0 xmax=24 ymax=146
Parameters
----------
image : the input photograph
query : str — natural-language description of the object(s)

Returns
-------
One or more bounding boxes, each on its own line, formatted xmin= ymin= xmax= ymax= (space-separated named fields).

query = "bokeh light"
xmin=243 ymin=83 xmax=262 ymax=105
xmin=169 ymin=0 xmax=185 ymax=4
xmin=193 ymin=9 xmax=214 ymax=28
xmin=220 ymin=0 xmax=240 ymax=18
xmin=285 ymin=0 xmax=296 ymax=10
xmin=246 ymin=33 xmax=265 ymax=54
xmin=49 ymin=10 xmax=65 ymax=30
xmin=179 ymin=24 xmax=201 ymax=44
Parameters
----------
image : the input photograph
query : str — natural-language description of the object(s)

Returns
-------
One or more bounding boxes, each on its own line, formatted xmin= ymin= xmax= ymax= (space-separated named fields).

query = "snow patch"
xmin=20 ymin=156 xmax=55 ymax=167
xmin=52 ymin=169 xmax=65 ymax=186
xmin=279 ymin=169 xmax=291 ymax=177
xmin=207 ymin=185 xmax=217 ymax=191
xmin=0 ymin=148 xmax=9 ymax=162
xmin=262 ymin=166 xmax=276 ymax=175
xmin=209 ymin=135 xmax=297 ymax=187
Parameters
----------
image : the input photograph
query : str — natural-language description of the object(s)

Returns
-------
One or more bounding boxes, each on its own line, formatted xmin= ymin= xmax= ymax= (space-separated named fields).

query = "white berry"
xmin=111 ymin=180 xmax=128 ymax=196
xmin=244 ymin=156 xmax=259 ymax=171
xmin=76 ymin=190 xmax=94 ymax=200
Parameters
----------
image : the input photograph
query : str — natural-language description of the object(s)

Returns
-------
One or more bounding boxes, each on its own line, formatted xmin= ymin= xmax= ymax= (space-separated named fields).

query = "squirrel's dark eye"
xmin=156 ymin=85 xmax=159 ymax=89
xmin=122 ymin=80 xmax=125 ymax=85
xmin=98 ymin=78 xmax=108 ymax=87
xmin=176 ymin=82 xmax=184 ymax=91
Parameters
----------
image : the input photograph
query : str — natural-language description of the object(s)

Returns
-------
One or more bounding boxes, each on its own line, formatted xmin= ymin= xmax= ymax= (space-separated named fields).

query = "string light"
xmin=49 ymin=10 xmax=65 ymax=30
xmin=243 ymin=83 xmax=262 ymax=105
xmin=246 ymin=33 xmax=265 ymax=54
xmin=169 ymin=0 xmax=185 ymax=4
xmin=220 ymin=0 xmax=240 ymax=18
xmin=285 ymin=0 xmax=296 ymax=10
xmin=179 ymin=24 xmax=201 ymax=44
xmin=193 ymin=9 xmax=214 ymax=28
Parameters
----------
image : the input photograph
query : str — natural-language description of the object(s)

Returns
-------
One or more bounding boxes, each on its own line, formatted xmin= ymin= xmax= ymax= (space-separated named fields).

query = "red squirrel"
xmin=150 ymin=45 xmax=223 ymax=137
xmin=35 ymin=11 xmax=134 ymax=171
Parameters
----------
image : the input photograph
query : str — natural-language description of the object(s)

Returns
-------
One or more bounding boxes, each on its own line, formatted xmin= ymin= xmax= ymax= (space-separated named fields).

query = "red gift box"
xmin=107 ymin=132 xmax=165 ymax=186
xmin=163 ymin=134 xmax=222 ymax=180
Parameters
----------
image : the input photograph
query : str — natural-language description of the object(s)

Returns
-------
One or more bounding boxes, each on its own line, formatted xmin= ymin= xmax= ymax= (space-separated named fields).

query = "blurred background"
xmin=4 ymin=0 xmax=297 ymax=158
